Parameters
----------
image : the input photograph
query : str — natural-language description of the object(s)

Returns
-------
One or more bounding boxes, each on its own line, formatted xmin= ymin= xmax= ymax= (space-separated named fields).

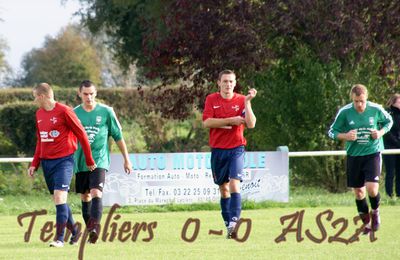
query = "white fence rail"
xmin=2 ymin=149 xmax=400 ymax=163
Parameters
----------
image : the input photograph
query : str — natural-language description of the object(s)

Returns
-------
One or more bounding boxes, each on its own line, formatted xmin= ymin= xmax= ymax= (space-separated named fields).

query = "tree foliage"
xmin=0 ymin=37 xmax=12 ymax=87
xmin=17 ymin=25 xmax=102 ymax=87
xmin=78 ymin=0 xmax=400 ymax=118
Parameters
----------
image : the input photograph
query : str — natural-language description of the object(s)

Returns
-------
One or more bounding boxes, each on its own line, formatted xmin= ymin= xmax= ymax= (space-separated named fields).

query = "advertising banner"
xmin=103 ymin=151 xmax=289 ymax=206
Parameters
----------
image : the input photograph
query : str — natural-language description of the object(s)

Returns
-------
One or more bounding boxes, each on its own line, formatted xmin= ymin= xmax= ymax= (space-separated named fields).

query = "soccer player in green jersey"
xmin=328 ymin=84 xmax=393 ymax=234
xmin=73 ymin=80 xmax=132 ymax=243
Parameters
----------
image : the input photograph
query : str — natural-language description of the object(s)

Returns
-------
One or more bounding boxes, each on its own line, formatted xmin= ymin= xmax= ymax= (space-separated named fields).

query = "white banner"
xmin=103 ymin=151 xmax=289 ymax=206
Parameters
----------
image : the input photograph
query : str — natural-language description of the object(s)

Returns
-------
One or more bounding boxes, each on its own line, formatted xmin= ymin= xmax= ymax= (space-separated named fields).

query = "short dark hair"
xmin=218 ymin=70 xmax=235 ymax=81
xmin=79 ymin=80 xmax=96 ymax=91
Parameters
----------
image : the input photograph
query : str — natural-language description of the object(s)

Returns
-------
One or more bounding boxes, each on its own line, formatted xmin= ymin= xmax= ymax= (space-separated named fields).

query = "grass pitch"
xmin=1 ymin=205 xmax=400 ymax=260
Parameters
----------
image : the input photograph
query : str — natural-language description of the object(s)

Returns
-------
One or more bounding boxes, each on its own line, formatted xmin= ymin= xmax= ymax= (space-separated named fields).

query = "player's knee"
xmin=81 ymin=193 xmax=91 ymax=202
xmin=90 ymin=188 xmax=103 ymax=198
xmin=353 ymin=188 xmax=365 ymax=199
xmin=53 ymin=190 xmax=68 ymax=204
xmin=219 ymin=185 xmax=230 ymax=197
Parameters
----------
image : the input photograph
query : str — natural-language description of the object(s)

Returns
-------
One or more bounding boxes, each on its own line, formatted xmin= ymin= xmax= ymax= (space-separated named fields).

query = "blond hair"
xmin=386 ymin=93 xmax=400 ymax=107
xmin=33 ymin=82 xmax=53 ymax=97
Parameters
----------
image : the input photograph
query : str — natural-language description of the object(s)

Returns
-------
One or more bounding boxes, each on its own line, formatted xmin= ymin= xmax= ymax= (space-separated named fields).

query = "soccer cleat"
xmin=226 ymin=225 xmax=237 ymax=239
xmin=69 ymin=231 xmax=82 ymax=245
xmin=88 ymin=229 xmax=99 ymax=244
xmin=362 ymin=223 xmax=372 ymax=235
xmin=371 ymin=209 xmax=380 ymax=231
xmin=49 ymin=240 xmax=64 ymax=248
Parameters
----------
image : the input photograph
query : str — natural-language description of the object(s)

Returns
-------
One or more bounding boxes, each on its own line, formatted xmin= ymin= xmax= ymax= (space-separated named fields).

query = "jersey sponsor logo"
xmin=96 ymin=116 xmax=102 ymax=124
xmin=49 ymin=130 xmax=60 ymax=138
xmin=213 ymin=105 xmax=221 ymax=109
xmin=41 ymin=138 xmax=54 ymax=142
xmin=50 ymin=117 xmax=57 ymax=124
xmin=40 ymin=131 xmax=54 ymax=142
xmin=40 ymin=131 xmax=48 ymax=138
xmin=232 ymin=105 xmax=239 ymax=111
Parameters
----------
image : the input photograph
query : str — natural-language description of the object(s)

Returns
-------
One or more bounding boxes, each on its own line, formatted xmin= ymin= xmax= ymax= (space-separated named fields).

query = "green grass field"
xmin=1 ymin=204 xmax=400 ymax=259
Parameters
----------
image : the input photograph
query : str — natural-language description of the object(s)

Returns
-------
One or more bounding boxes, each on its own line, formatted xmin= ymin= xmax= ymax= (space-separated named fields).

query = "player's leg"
xmin=364 ymin=152 xmax=382 ymax=232
xmin=394 ymin=155 xmax=400 ymax=197
xmin=87 ymin=168 xmax=106 ymax=244
xmin=347 ymin=155 xmax=370 ymax=230
xmin=382 ymin=154 xmax=395 ymax=197
xmin=42 ymin=160 xmax=63 ymax=247
xmin=227 ymin=146 xmax=245 ymax=238
xmin=80 ymin=192 xmax=92 ymax=226
xmin=211 ymin=148 xmax=231 ymax=235
xmin=76 ymin=171 xmax=92 ymax=227
xmin=52 ymin=155 xmax=78 ymax=246
xmin=52 ymin=190 xmax=69 ymax=247
xmin=227 ymin=178 xmax=241 ymax=238
xmin=219 ymin=182 xmax=231 ymax=229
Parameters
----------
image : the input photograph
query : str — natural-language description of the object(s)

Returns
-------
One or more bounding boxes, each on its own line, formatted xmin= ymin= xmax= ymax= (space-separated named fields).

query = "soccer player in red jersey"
xmin=28 ymin=83 xmax=96 ymax=247
xmin=202 ymin=70 xmax=257 ymax=238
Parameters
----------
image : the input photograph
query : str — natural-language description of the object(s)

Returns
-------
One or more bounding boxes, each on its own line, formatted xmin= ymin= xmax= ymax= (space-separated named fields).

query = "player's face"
xmin=33 ymin=90 xmax=45 ymax=107
xmin=393 ymin=98 xmax=400 ymax=109
xmin=79 ymin=86 xmax=97 ymax=107
xmin=218 ymin=74 xmax=236 ymax=96
xmin=352 ymin=93 xmax=367 ymax=113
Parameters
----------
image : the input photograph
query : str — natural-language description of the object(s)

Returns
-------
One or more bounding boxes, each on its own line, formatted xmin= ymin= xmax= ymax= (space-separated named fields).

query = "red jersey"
xmin=202 ymin=92 xmax=246 ymax=149
xmin=31 ymin=102 xmax=95 ymax=170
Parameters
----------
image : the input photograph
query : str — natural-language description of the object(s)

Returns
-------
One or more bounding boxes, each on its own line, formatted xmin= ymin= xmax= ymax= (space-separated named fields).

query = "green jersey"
xmin=328 ymin=101 xmax=393 ymax=156
xmin=73 ymin=103 xmax=123 ymax=172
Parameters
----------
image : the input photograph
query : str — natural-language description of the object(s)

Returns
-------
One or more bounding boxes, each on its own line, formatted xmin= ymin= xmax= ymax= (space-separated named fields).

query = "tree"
xmin=77 ymin=0 xmax=400 ymax=190
xmin=17 ymin=25 xmax=102 ymax=87
xmin=78 ymin=0 xmax=272 ymax=117
xmin=78 ymin=0 xmax=400 ymax=116
xmin=0 ymin=37 xmax=12 ymax=87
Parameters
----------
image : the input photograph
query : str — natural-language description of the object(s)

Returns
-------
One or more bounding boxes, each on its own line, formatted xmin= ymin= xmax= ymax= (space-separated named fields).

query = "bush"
xmin=247 ymin=45 xmax=391 ymax=191
xmin=0 ymin=163 xmax=48 ymax=195
xmin=0 ymin=101 xmax=37 ymax=156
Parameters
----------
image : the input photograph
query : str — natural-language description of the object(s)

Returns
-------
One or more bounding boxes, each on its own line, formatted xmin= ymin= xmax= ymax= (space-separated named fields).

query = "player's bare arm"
xmin=87 ymin=164 xmax=97 ymax=171
xmin=28 ymin=166 xmax=36 ymax=177
xmin=116 ymin=139 xmax=133 ymax=174
xmin=203 ymin=116 xmax=245 ymax=128
xmin=244 ymin=88 xmax=257 ymax=128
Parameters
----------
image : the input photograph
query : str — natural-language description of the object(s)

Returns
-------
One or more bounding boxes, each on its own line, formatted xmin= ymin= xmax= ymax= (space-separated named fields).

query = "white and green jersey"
xmin=328 ymin=101 xmax=393 ymax=156
xmin=73 ymin=103 xmax=123 ymax=172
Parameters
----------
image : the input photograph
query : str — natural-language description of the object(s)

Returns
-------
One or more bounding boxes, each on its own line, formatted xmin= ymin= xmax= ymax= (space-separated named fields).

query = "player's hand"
xmin=229 ymin=116 xmax=246 ymax=126
xmin=87 ymin=164 xmax=97 ymax=171
xmin=370 ymin=129 xmax=383 ymax=140
xmin=124 ymin=160 xmax=133 ymax=174
xmin=245 ymin=88 xmax=257 ymax=102
xmin=28 ymin=166 xmax=36 ymax=177
xmin=346 ymin=130 xmax=357 ymax=141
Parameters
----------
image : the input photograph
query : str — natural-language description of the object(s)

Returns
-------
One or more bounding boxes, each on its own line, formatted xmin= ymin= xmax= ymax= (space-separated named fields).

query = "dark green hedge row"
xmin=0 ymin=87 xmax=152 ymax=120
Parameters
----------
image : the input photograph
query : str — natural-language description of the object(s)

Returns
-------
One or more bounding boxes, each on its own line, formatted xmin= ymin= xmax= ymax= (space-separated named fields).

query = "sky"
xmin=0 ymin=0 xmax=81 ymax=72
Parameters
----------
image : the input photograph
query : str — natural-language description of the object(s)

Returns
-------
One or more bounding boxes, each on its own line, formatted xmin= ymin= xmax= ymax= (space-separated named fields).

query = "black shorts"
xmin=75 ymin=168 xmax=107 ymax=193
xmin=346 ymin=152 xmax=381 ymax=188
